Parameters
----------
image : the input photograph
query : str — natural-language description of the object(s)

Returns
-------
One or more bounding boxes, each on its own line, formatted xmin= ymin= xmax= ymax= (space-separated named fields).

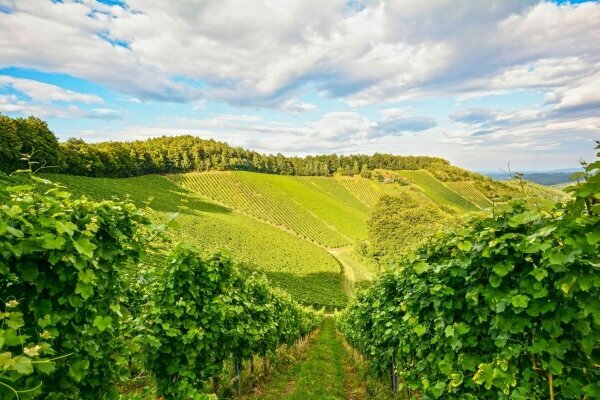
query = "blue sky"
xmin=0 ymin=0 xmax=599 ymax=171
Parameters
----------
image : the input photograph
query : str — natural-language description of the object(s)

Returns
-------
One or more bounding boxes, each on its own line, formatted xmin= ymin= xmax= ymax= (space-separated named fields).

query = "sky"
xmin=0 ymin=0 xmax=599 ymax=171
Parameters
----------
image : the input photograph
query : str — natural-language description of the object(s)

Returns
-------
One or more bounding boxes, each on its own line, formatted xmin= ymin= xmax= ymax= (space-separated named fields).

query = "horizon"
xmin=1 ymin=0 xmax=599 ymax=171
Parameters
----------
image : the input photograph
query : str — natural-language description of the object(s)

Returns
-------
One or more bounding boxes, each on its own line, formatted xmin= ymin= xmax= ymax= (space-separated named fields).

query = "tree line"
xmin=0 ymin=114 xmax=451 ymax=178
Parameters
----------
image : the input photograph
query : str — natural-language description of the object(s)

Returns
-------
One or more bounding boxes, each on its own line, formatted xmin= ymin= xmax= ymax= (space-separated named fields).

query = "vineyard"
xmin=393 ymin=170 xmax=480 ymax=212
xmin=169 ymin=171 xmax=371 ymax=247
xmin=0 ymin=156 xmax=593 ymax=399
xmin=43 ymin=173 xmax=347 ymax=308
xmin=339 ymin=149 xmax=600 ymax=399
xmin=0 ymin=174 xmax=322 ymax=399
xmin=445 ymin=181 xmax=493 ymax=209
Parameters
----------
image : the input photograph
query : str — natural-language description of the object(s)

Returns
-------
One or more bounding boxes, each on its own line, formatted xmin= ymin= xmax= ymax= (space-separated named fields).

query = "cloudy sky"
xmin=1 ymin=0 xmax=599 ymax=171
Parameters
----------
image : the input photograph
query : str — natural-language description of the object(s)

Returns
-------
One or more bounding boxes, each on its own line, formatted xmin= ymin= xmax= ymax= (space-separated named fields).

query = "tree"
xmin=0 ymin=114 xmax=22 ymax=172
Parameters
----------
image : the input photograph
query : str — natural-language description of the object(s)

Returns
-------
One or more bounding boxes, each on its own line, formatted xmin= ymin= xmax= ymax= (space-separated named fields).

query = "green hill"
xmin=29 ymin=165 xmax=564 ymax=309
xmin=42 ymin=173 xmax=347 ymax=308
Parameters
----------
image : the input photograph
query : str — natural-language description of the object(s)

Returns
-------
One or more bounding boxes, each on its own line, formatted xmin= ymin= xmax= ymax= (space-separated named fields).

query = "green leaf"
xmin=530 ymin=268 xmax=548 ymax=282
xmin=6 ymin=226 xmax=24 ymax=238
xmin=73 ymin=237 xmax=96 ymax=258
xmin=93 ymin=316 xmax=113 ymax=332
xmin=457 ymin=241 xmax=472 ymax=252
xmin=508 ymin=210 xmax=540 ymax=227
xmin=30 ymin=175 xmax=53 ymax=185
xmin=13 ymin=356 xmax=34 ymax=375
xmin=586 ymin=231 xmax=600 ymax=245
xmin=68 ymin=359 xmax=90 ymax=382
xmin=511 ymin=294 xmax=530 ymax=308
xmin=492 ymin=263 xmax=513 ymax=277
xmin=430 ymin=381 xmax=446 ymax=398
xmin=75 ymin=281 xmax=94 ymax=299
xmin=473 ymin=363 xmax=494 ymax=389
xmin=42 ymin=234 xmax=66 ymax=250
xmin=413 ymin=261 xmax=431 ymax=274
xmin=548 ymin=358 xmax=563 ymax=374
xmin=449 ymin=371 xmax=464 ymax=388
xmin=414 ymin=324 xmax=427 ymax=336
xmin=36 ymin=360 xmax=56 ymax=374
xmin=5 ymin=184 xmax=33 ymax=193
xmin=77 ymin=269 xmax=96 ymax=284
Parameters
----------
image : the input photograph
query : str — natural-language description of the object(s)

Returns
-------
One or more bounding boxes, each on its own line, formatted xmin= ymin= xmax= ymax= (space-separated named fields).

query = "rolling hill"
xmin=29 ymin=166 xmax=565 ymax=309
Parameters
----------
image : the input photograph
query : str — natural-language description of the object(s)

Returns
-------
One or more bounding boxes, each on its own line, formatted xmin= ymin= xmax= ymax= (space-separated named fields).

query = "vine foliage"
xmin=340 ymin=143 xmax=600 ymax=399
xmin=0 ymin=173 xmax=151 ymax=399
xmin=144 ymin=245 xmax=321 ymax=399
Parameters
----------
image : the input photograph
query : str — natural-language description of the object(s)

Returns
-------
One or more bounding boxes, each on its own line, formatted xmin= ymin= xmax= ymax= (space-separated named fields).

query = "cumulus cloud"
xmin=0 ymin=75 xmax=102 ymax=103
xmin=374 ymin=108 xmax=436 ymax=135
xmin=0 ymin=94 xmax=118 ymax=120
xmin=0 ymin=0 xmax=598 ymax=106
xmin=0 ymin=0 xmax=598 ymax=168
xmin=0 ymin=76 xmax=119 ymax=120
xmin=545 ymin=72 xmax=600 ymax=115
xmin=279 ymin=98 xmax=317 ymax=115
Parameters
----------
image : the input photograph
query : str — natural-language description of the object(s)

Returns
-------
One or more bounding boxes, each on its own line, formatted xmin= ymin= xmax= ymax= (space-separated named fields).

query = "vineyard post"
xmin=234 ymin=357 xmax=241 ymax=395
xmin=212 ymin=376 xmax=221 ymax=394
xmin=263 ymin=355 xmax=269 ymax=377
xmin=391 ymin=355 xmax=398 ymax=393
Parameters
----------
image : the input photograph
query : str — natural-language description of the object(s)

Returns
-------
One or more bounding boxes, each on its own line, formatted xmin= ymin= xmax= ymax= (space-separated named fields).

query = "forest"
xmin=1 ymin=114 xmax=470 ymax=179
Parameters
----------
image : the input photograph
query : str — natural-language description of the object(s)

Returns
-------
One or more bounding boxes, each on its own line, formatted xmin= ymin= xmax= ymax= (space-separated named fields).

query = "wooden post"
xmin=263 ymin=356 xmax=269 ymax=377
xmin=234 ymin=358 xmax=241 ymax=395
xmin=212 ymin=376 xmax=221 ymax=394
xmin=392 ymin=357 xmax=398 ymax=393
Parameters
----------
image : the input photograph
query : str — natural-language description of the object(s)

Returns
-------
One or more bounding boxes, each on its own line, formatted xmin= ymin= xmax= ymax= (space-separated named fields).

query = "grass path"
xmin=244 ymin=318 xmax=367 ymax=400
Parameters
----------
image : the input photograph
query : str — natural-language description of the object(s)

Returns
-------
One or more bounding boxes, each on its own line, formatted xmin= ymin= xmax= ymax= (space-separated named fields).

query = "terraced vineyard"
xmin=42 ymin=173 xmax=347 ymax=308
xmin=394 ymin=170 xmax=480 ymax=212
xmin=35 ymin=169 xmax=529 ymax=309
xmin=446 ymin=181 xmax=493 ymax=209
xmin=170 ymin=171 xmax=371 ymax=247
xmin=336 ymin=176 xmax=383 ymax=208
xmin=297 ymin=176 xmax=369 ymax=212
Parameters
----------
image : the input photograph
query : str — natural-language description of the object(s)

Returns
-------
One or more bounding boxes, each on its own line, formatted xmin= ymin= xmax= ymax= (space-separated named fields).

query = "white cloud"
xmin=0 ymin=0 xmax=598 ymax=169
xmin=1 ymin=1 xmax=598 ymax=106
xmin=545 ymin=72 xmax=600 ymax=114
xmin=279 ymin=98 xmax=317 ymax=115
xmin=0 ymin=75 xmax=102 ymax=103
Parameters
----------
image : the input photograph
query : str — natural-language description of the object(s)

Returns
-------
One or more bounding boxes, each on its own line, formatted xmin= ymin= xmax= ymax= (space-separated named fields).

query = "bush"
xmin=0 ymin=175 xmax=151 ymax=399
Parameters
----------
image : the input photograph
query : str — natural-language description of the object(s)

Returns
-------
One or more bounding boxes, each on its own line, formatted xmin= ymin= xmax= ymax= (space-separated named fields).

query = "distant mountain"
xmin=481 ymin=168 xmax=581 ymax=186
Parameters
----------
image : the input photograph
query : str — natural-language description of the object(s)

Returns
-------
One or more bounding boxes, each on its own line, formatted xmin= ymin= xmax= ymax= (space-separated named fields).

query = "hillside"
xmin=31 ymin=166 xmax=563 ymax=311
xmin=42 ymin=173 xmax=347 ymax=308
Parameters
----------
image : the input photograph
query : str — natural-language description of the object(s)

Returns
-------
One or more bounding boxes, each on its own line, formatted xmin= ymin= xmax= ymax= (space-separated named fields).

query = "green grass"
xmin=169 ymin=172 xmax=370 ymax=247
xmin=42 ymin=173 xmax=347 ymax=308
xmin=244 ymin=318 xmax=349 ymax=400
xmin=393 ymin=170 xmax=479 ymax=212
xmin=329 ymin=247 xmax=379 ymax=297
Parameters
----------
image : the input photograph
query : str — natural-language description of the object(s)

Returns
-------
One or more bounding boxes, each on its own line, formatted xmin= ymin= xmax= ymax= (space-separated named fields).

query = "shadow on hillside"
xmin=43 ymin=174 xmax=231 ymax=216
xmin=262 ymin=271 xmax=348 ymax=310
